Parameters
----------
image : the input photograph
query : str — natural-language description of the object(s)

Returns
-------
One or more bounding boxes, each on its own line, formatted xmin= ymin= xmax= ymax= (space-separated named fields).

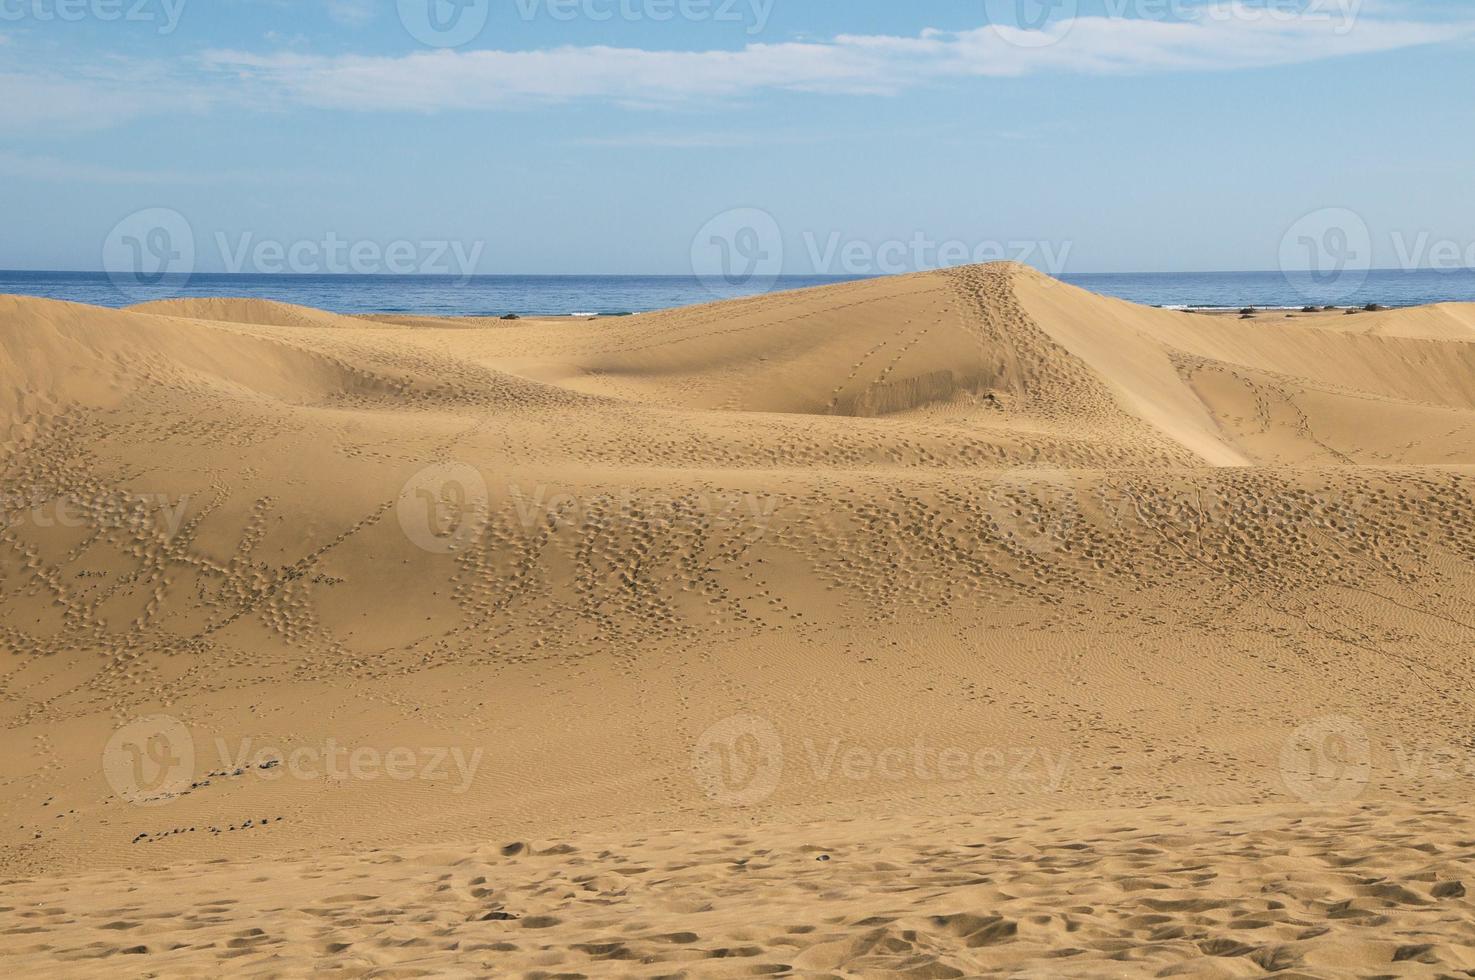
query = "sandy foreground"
xmin=3 ymin=262 xmax=1475 ymax=977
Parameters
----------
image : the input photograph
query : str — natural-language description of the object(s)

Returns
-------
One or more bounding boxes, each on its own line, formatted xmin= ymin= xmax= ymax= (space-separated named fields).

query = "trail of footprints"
xmin=10 ymin=368 xmax=1475 ymax=720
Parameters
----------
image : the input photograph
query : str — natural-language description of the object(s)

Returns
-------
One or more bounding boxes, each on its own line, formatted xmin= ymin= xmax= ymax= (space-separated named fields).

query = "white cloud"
xmin=1 ymin=3 xmax=1470 ymax=131
xmin=196 ymin=6 xmax=1474 ymax=112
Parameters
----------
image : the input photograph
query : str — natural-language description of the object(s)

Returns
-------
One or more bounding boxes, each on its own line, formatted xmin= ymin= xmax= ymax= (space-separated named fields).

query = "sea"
xmin=2 ymin=269 xmax=1473 ymax=317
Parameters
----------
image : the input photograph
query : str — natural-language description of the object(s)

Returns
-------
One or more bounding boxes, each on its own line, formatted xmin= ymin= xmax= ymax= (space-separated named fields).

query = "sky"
xmin=1 ymin=0 xmax=1473 ymax=277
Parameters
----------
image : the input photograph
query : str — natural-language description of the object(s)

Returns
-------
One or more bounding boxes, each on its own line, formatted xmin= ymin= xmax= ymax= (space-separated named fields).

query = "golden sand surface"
xmin=3 ymin=263 xmax=1474 ymax=976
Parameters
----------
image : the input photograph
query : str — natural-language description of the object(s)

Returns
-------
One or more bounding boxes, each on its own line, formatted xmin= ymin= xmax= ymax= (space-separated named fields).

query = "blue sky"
xmin=1 ymin=0 xmax=1473 ymax=275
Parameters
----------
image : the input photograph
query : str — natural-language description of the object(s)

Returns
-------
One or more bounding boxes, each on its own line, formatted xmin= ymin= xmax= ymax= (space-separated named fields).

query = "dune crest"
xmin=127 ymin=296 xmax=369 ymax=331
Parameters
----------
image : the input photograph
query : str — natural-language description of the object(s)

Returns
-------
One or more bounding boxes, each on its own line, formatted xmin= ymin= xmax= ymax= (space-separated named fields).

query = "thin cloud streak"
xmin=197 ymin=9 xmax=1473 ymax=112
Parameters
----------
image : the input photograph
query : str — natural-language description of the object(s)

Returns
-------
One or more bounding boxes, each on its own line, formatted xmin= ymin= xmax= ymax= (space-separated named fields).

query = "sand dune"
xmin=5 ymin=262 xmax=1475 ymax=976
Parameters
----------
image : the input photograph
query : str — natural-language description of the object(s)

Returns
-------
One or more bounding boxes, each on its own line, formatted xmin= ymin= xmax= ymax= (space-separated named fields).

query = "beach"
xmin=4 ymin=262 xmax=1475 ymax=976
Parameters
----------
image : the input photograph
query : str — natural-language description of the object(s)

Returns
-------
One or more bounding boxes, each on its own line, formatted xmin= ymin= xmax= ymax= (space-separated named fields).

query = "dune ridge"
xmin=127 ymin=296 xmax=372 ymax=331
xmin=4 ymin=263 xmax=1475 ymax=976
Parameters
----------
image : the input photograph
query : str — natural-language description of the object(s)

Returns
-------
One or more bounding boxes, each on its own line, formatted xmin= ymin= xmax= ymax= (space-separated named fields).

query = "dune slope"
xmin=4 ymin=263 xmax=1475 ymax=977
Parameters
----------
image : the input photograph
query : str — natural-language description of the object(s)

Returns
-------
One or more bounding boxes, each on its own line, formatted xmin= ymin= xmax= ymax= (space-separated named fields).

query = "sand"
xmin=3 ymin=262 xmax=1475 ymax=976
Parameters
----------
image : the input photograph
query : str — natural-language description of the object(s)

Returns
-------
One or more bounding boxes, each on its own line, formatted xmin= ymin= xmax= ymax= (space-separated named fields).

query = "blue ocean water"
xmin=1072 ymin=269 xmax=1475 ymax=312
xmin=0 ymin=272 xmax=869 ymax=317
xmin=2 ymin=268 xmax=1473 ymax=316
